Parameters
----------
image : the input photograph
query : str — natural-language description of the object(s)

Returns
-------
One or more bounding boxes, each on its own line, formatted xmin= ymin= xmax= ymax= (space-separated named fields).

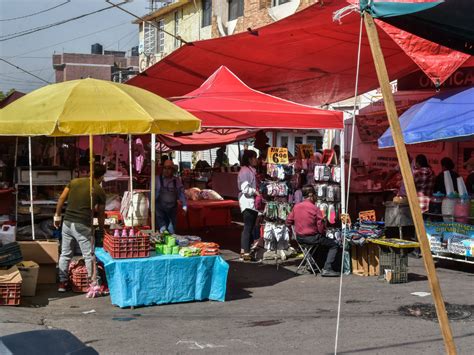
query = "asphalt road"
xmin=1 ymin=228 xmax=473 ymax=354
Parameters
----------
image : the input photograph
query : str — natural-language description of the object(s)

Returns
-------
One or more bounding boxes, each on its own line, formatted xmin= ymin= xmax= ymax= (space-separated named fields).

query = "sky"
xmin=0 ymin=0 xmax=149 ymax=93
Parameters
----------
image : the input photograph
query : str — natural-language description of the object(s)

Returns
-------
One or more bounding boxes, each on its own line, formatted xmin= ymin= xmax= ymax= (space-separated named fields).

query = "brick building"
xmin=53 ymin=46 xmax=139 ymax=83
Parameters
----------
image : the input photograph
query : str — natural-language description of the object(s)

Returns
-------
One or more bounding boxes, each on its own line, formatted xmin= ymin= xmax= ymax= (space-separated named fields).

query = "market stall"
xmin=378 ymin=86 xmax=474 ymax=264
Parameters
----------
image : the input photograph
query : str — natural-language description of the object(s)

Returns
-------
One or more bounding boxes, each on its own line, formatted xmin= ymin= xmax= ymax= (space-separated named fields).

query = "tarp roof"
xmin=378 ymin=86 xmax=474 ymax=148
xmin=364 ymin=0 xmax=474 ymax=55
xmin=158 ymin=129 xmax=255 ymax=151
xmin=172 ymin=66 xmax=343 ymax=130
xmin=127 ymin=1 xmax=469 ymax=106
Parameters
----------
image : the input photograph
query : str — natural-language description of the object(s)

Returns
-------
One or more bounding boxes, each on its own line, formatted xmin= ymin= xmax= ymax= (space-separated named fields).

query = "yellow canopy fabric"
xmin=0 ymin=78 xmax=201 ymax=136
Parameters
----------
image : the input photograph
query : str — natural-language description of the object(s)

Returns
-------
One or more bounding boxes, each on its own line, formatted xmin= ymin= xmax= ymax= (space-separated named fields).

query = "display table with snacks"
xmin=95 ymin=248 xmax=229 ymax=308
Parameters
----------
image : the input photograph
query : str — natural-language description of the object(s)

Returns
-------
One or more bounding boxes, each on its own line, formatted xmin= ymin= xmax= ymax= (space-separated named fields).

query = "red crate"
xmin=70 ymin=269 xmax=89 ymax=293
xmin=0 ymin=282 xmax=21 ymax=306
xmin=103 ymin=233 xmax=150 ymax=259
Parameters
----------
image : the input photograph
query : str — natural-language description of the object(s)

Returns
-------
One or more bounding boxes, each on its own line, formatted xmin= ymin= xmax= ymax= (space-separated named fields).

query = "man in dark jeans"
xmin=286 ymin=185 xmax=339 ymax=277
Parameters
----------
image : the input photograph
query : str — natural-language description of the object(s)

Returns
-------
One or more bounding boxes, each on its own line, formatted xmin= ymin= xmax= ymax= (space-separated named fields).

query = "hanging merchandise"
xmin=315 ymin=183 xmax=328 ymax=200
xmin=326 ymin=185 xmax=341 ymax=202
xmin=265 ymin=181 xmax=289 ymax=197
xmin=332 ymin=166 xmax=341 ymax=183
xmin=263 ymin=222 xmax=290 ymax=252
xmin=264 ymin=201 xmax=292 ymax=222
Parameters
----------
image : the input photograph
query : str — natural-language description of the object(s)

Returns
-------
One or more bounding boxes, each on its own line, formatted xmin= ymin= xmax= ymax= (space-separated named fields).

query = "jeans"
xmin=297 ymin=234 xmax=338 ymax=271
xmin=156 ymin=207 xmax=177 ymax=233
xmin=241 ymin=209 xmax=258 ymax=252
xmin=58 ymin=221 xmax=93 ymax=282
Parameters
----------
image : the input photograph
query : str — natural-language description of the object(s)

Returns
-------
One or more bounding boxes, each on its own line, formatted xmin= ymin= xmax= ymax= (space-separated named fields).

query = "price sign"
xmin=267 ymin=147 xmax=289 ymax=165
xmin=298 ymin=144 xmax=314 ymax=159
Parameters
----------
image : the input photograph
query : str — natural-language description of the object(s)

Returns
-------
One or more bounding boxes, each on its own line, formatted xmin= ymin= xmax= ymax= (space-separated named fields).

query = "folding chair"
xmin=292 ymin=226 xmax=322 ymax=275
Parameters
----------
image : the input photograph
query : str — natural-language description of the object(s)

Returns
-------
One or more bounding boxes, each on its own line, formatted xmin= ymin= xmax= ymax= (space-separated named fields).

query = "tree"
xmin=0 ymin=88 xmax=16 ymax=101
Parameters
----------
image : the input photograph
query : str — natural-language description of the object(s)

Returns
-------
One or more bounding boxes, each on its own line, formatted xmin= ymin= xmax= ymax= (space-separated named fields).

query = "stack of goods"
xmin=184 ymin=188 xmax=223 ymax=201
xmin=104 ymin=228 xmax=150 ymax=259
xmin=0 ymin=265 xmax=22 ymax=306
xmin=69 ymin=259 xmax=89 ymax=293
xmin=345 ymin=221 xmax=385 ymax=246
xmin=155 ymin=231 xmax=180 ymax=255
xmin=179 ymin=247 xmax=201 ymax=257
xmin=191 ymin=242 xmax=220 ymax=256
xmin=0 ymin=242 xmax=23 ymax=267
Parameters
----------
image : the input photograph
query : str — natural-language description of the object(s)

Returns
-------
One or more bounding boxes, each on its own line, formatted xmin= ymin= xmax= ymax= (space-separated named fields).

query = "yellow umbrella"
xmin=0 ymin=78 xmax=201 ymax=136
xmin=0 ymin=79 xmax=200 ymax=282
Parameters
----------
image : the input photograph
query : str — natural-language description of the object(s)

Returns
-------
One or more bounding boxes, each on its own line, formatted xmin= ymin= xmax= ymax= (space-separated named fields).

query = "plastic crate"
xmin=0 ymin=242 xmax=23 ymax=267
xmin=103 ymin=233 xmax=150 ymax=259
xmin=70 ymin=268 xmax=89 ymax=293
xmin=378 ymin=246 xmax=408 ymax=284
xmin=0 ymin=282 xmax=21 ymax=306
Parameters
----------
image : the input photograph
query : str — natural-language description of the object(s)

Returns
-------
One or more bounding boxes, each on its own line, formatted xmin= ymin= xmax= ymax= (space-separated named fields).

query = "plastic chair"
xmin=292 ymin=226 xmax=322 ymax=275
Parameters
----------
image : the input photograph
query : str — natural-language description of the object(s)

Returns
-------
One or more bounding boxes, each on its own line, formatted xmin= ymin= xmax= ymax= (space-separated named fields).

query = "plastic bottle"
xmin=121 ymin=229 xmax=128 ymax=238
xmin=129 ymin=229 xmax=135 ymax=237
xmin=454 ymin=196 xmax=470 ymax=224
xmin=113 ymin=229 xmax=120 ymax=238
xmin=441 ymin=193 xmax=458 ymax=222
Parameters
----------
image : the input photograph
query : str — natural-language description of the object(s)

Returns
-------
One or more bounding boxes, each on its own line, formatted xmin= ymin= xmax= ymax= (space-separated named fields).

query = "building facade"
xmin=53 ymin=45 xmax=139 ymax=83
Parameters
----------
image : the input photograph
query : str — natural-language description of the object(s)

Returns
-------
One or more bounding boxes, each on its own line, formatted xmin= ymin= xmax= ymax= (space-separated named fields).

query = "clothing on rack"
xmin=263 ymin=222 xmax=290 ymax=251
xmin=264 ymin=201 xmax=292 ymax=222
xmin=265 ymin=181 xmax=289 ymax=197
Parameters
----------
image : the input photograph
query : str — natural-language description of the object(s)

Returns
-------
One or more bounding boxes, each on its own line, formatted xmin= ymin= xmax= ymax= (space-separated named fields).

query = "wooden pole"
xmin=364 ymin=13 xmax=456 ymax=354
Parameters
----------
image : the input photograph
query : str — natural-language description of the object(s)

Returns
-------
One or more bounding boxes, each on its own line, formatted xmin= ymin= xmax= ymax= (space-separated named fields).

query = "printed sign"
xmin=267 ymin=147 xmax=289 ymax=165
xmin=425 ymin=222 xmax=474 ymax=257
xmin=297 ymin=144 xmax=314 ymax=159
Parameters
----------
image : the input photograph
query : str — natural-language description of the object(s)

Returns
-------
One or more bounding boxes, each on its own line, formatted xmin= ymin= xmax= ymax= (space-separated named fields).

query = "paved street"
xmin=1 ymin=228 xmax=473 ymax=354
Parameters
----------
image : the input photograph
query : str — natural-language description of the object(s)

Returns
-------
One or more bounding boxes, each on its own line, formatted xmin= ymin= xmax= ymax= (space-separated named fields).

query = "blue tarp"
xmin=96 ymin=248 xmax=229 ymax=308
xmin=378 ymin=86 xmax=474 ymax=148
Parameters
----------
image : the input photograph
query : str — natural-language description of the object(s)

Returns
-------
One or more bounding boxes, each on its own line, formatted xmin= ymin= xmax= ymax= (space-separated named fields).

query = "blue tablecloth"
xmin=95 ymin=248 xmax=229 ymax=308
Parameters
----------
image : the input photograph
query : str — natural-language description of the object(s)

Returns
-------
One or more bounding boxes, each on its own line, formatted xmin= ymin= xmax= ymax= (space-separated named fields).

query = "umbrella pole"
xmin=28 ymin=137 xmax=35 ymax=240
xmin=151 ymin=134 xmax=156 ymax=232
xmin=14 ymin=137 xmax=18 ymax=222
xmin=89 ymin=135 xmax=97 ymax=283
xmin=364 ymin=13 xmax=456 ymax=354
xmin=237 ymin=141 xmax=241 ymax=163
xmin=128 ymin=134 xmax=134 ymax=226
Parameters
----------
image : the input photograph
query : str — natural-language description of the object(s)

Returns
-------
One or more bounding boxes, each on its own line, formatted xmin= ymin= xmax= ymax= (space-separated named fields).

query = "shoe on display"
xmin=321 ymin=269 xmax=340 ymax=277
xmin=58 ymin=281 xmax=68 ymax=293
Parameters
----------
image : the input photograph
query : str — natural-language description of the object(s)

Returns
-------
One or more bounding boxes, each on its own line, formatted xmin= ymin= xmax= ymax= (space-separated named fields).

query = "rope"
xmin=334 ymin=14 xmax=363 ymax=355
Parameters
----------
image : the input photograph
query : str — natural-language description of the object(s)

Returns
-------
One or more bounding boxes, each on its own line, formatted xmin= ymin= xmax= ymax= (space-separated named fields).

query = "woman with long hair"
xmin=238 ymin=150 xmax=259 ymax=261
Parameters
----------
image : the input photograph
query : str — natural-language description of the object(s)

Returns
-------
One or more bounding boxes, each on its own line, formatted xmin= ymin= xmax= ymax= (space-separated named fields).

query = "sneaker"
xmin=58 ymin=281 xmax=68 ymax=292
xmin=321 ymin=269 xmax=340 ymax=277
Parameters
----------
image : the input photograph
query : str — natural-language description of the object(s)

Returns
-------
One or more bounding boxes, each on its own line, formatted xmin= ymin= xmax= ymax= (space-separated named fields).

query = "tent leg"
xmin=364 ymin=13 xmax=456 ymax=355
xmin=89 ymin=135 xmax=97 ymax=283
xmin=128 ymin=134 xmax=134 ymax=226
xmin=28 ymin=137 xmax=35 ymax=240
xmin=151 ymin=134 xmax=156 ymax=233
xmin=14 ymin=137 xmax=18 ymax=222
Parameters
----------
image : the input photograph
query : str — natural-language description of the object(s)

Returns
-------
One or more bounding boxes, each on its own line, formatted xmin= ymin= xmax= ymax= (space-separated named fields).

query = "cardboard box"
xmin=18 ymin=240 xmax=59 ymax=264
xmin=17 ymin=261 xmax=39 ymax=296
xmin=37 ymin=264 xmax=57 ymax=284
xmin=0 ymin=265 xmax=22 ymax=284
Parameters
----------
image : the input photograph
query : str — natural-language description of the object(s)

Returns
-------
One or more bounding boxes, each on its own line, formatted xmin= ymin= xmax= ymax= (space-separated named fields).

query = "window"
xmin=272 ymin=0 xmax=291 ymax=6
xmin=307 ymin=135 xmax=323 ymax=152
xmin=174 ymin=11 xmax=181 ymax=48
xmin=294 ymin=136 xmax=303 ymax=156
xmin=202 ymin=0 xmax=212 ymax=27
xmin=157 ymin=19 xmax=165 ymax=53
xmin=228 ymin=0 xmax=243 ymax=21
xmin=143 ymin=22 xmax=156 ymax=55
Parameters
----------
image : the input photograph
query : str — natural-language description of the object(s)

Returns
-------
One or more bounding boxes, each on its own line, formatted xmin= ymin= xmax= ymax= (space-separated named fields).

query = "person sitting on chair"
xmin=286 ymin=185 xmax=339 ymax=277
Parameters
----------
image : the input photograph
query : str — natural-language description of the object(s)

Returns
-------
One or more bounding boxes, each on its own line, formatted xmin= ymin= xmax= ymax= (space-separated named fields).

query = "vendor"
xmin=286 ymin=185 xmax=339 ymax=277
xmin=213 ymin=146 xmax=229 ymax=168
xmin=54 ymin=164 xmax=107 ymax=293
xmin=434 ymin=157 xmax=459 ymax=195
xmin=238 ymin=150 xmax=259 ymax=261
xmin=155 ymin=160 xmax=187 ymax=233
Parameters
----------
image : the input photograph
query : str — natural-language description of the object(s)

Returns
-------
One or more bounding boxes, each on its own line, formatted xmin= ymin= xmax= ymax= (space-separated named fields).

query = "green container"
xmin=167 ymin=237 xmax=176 ymax=247
xmin=155 ymin=244 xmax=164 ymax=255
xmin=172 ymin=246 xmax=180 ymax=255
xmin=163 ymin=245 xmax=172 ymax=255
xmin=163 ymin=235 xmax=169 ymax=245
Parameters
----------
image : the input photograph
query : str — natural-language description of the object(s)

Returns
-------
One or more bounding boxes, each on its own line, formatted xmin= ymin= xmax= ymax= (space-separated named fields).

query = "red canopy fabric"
xmin=127 ymin=1 xmax=466 ymax=106
xmin=172 ymin=66 xmax=343 ymax=130
xmin=158 ymin=129 xmax=254 ymax=151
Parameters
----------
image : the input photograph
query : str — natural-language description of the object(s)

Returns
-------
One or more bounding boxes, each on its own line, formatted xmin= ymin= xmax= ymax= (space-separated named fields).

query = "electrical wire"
xmin=8 ymin=21 xmax=130 ymax=58
xmin=0 ymin=1 xmax=71 ymax=22
xmin=0 ymin=2 xmax=128 ymax=42
xmin=0 ymin=57 xmax=51 ymax=84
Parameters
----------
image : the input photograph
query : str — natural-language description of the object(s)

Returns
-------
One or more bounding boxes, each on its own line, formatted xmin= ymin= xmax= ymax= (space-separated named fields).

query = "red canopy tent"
xmin=172 ymin=66 xmax=343 ymax=130
xmin=158 ymin=129 xmax=255 ymax=151
xmin=127 ymin=1 xmax=468 ymax=106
